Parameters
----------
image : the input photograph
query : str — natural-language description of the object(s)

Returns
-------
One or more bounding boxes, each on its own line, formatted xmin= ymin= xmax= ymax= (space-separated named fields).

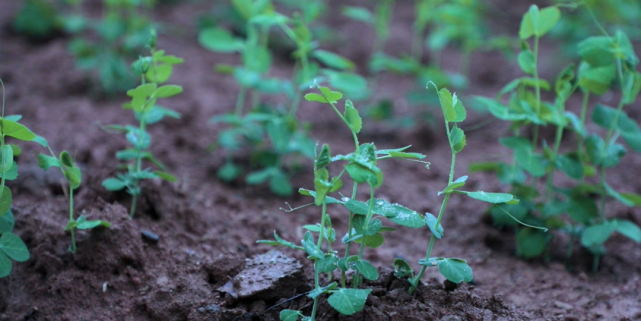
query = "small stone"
xmin=141 ymin=230 xmax=160 ymax=243
xmin=232 ymin=251 xmax=306 ymax=300
xmin=554 ymin=301 xmax=573 ymax=310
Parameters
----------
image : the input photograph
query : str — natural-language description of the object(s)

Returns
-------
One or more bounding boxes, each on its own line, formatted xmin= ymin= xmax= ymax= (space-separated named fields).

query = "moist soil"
xmin=1 ymin=1 xmax=640 ymax=320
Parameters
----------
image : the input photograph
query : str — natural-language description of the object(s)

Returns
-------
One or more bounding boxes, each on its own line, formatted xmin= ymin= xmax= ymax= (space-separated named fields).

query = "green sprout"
xmin=38 ymin=150 xmax=110 ymax=253
xmin=102 ymin=30 xmax=183 ymax=218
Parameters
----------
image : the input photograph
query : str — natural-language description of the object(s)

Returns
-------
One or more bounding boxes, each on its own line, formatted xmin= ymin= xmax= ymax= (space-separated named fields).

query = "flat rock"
xmin=232 ymin=251 xmax=306 ymax=301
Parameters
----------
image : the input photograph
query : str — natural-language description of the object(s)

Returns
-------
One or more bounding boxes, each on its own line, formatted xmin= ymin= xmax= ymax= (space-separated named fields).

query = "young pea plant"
xmin=390 ymin=84 xmax=522 ymax=295
xmin=259 ymin=85 xmax=430 ymax=321
xmin=474 ymin=5 xmax=641 ymax=270
xmin=199 ymin=1 xmax=365 ymax=196
xmin=102 ymin=30 xmax=183 ymax=218
xmin=38 ymin=150 xmax=110 ymax=253
xmin=68 ymin=0 xmax=157 ymax=95
xmin=0 ymin=78 xmax=48 ymax=278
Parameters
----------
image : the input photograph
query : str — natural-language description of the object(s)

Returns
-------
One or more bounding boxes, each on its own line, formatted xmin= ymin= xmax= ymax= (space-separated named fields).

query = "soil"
xmin=1 ymin=1 xmax=641 ymax=321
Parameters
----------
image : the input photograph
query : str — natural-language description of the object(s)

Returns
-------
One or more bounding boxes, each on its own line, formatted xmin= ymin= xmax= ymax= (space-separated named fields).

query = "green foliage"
xmin=68 ymin=0 xmax=158 ymax=95
xmin=199 ymin=1 xmax=362 ymax=196
xmin=0 ymin=79 xmax=47 ymax=279
xmin=402 ymin=84 xmax=518 ymax=294
xmin=102 ymin=31 xmax=182 ymax=218
xmin=472 ymin=5 xmax=641 ymax=270
xmin=39 ymin=150 xmax=110 ymax=253
xmin=12 ymin=0 xmax=63 ymax=41
xmin=260 ymin=86 xmax=430 ymax=320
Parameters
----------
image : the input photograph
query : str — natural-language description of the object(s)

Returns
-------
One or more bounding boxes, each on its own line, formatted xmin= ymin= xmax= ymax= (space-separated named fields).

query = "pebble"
xmin=141 ymin=230 xmax=160 ymax=243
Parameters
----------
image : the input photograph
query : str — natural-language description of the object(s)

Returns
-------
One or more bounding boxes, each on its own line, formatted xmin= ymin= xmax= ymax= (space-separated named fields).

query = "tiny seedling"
xmin=0 ymin=78 xmax=48 ymax=278
xmin=102 ymin=30 xmax=183 ymax=218
xmin=38 ymin=150 xmax=110 ymax=253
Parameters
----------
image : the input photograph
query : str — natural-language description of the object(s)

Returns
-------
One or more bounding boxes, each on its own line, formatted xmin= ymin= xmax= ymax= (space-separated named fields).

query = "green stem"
xmin=341 ymin=182 xmax=359 ymax=287
xmin=578 ymin=91 xmax=590 ymax=185
xmin=410 ymin=105 xmax=456 ymax=294
xmin=598 ymin=56 xmax=625 ymax=221
xmin=235 ymin=86 xmax=248 ymax=116
xmin=70 ymin=187 xmax=76 ymax=254
xmin=530 ymin=35 xmax=541 ymax=201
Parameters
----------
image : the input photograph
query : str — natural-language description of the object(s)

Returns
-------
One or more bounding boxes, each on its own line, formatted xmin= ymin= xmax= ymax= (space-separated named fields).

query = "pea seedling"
xmin=260 ymin=85 xmax=433 ymax=320
xmin=474 ymin=4 xmax=641 ymax=270
xmin=0 ymin=78 xmax=48 ymax=278
xmin=68 ymin=0 xmax=157 ymax=95
xmin=199 ymin=1 xmax=365 ymax=196
xmin=386 ymin=83 xmax=522 ymax=295
xmin=39 ymin=150 xmax=110 ymax=253
xmin=102 ymin=30 xmax=183 ymax=218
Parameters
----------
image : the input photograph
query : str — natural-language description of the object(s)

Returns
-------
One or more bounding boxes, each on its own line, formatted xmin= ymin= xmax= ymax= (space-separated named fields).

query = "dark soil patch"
xmin=1 ymin=1 xmax=640 ymax=321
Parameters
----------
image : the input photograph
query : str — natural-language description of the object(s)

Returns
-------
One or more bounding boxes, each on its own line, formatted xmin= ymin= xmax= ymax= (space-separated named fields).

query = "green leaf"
xmin=0 ymin=145 xmax=13 ymax=172
xmin=298 ymin=188 xmax=342 ymax=205
xmin=0 ymin=232 xmax=29 ymax=262
xmin=280 ymin=309 xmax=302 ymax=321
xmin=465 ymin=191 xmax=515 ymax=204
xmin=373 ymin=199 xmax=424 ymax=228
xmin=0 ymin=162 xmax=18 ymax=181
xmin=344 ymin=198 xmax=369 ymax=215
xmin=604 ymin=183 xmax=634 ymax=207
xmin=155 ymin=171 xmax=177 ymax=182
xmin=357 ymin=233 xmax=385 ymax=248
xmin=515 ymin=148 xmax=547 ymax=177
xmin=425 ymin=213 xmax=443 ymax=239
xmin=345 ymin=163 xmax=383 ymax=188
xmin=555 ymin=154 xmax=583 ymax=180
xmin=353 ymin=260 xmax=379 ymax=280
xmin=75 ymin=215 xmax=111 ymax=229
xmin=578 ymin=63 xmax=616 ymax=95
xmin=301 ymin=231 xmax=324 ymax=260
xmin=585 ymin=135 xmax=604 ymax=165
xmin=319 ymin=87 xmax=343 ymax=102
xmin=327 ymin=288 xmax=371 ymax=316
xmin=127 ymin=83 xmax=156 ymax=98
xmin=438 ymin=88 xmax=465 ymax=122
xmin=518 ymin=49 xmax=536 ymax=75
xmin=317 ymin=144 xmax=331 ymax=169
xmin=270 ymin=170 xmax=293 ymax=196
xmin=0 ymin=210 xmax=15 ymax=234
xmin=257 ymin=231 xmax=303 ymax=250
xmin=581 ymin=221 xmax=617 ymax=248
xmin=0 ymin=187 xmax=12 ymax=216
xmin=344 ymin=100 xmax=362 ymax=133
xmin=578 ymin=36 xmax=615 ymax=67
xmin=31 ymin=135 xmax=48 ymax=148
xmin=62 ymin=167 xmax=82 ymax=190
xmin=1 ymin=119 xmax=36 ymax=141
xmin=393 ymin=258 xmax=414 ymax=278
xmin=0 ymin=252 xmax=11 ymax=278
xmin=198 ymin=28 xmax=243 ymax=52
xmin=517 ymin=228 xmax=549 ymax=258
xmin=217 ymin=162 xmax=242 ymax=182
xmin=449 ymin=126 xmax=466 ymax=154
xmin=154 ymin=85 xmax=183 ymax=98
xmin=246 ymin=168 xmax=274 ymax=185
xmin=314 ymin=50 xmax=354 ymax=71
xmin=316 ymin=255 xmax=338 ymax=274
xmin=434 ymin=258 xmax=473 ymax=283
xmin=342 ymin=6 xmax=374 ymax=25
xmin=439 ymin=175 xmax=467 ymax=195
xmin=519 ymin=5 xmax=560 ymax=39
xmin=102 ymin=178 xmax=127 ymax=191
xmin=304 ymin=93 xmax=328 ymax=104
xmin=614 ymin=220 xmax=641 ymax=243
xmin=568 ymin=196 xmax=598 ymax=224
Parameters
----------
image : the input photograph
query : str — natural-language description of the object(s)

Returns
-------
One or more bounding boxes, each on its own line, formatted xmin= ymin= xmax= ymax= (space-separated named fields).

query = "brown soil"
xmin=1 ymin=1 xmax=640 ymax=321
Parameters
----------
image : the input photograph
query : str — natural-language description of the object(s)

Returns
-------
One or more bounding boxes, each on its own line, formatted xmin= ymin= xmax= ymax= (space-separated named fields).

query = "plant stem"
xmin=410 ymin=106 xmax=457 ymax=294
xmin=69 ymin=187 xmax=76 ymax=254
xmin=598 ymin=57 xmax=625 ymax=221
xmin=530 ymin=35 xmax=541 ymax=201
xmin=235 ymin=86 xmax=247 ymax=116
xmin=341 ymin=182 xmax=359 ymax=287
xmin=578 ymin=91 xmax=590 ymax=185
